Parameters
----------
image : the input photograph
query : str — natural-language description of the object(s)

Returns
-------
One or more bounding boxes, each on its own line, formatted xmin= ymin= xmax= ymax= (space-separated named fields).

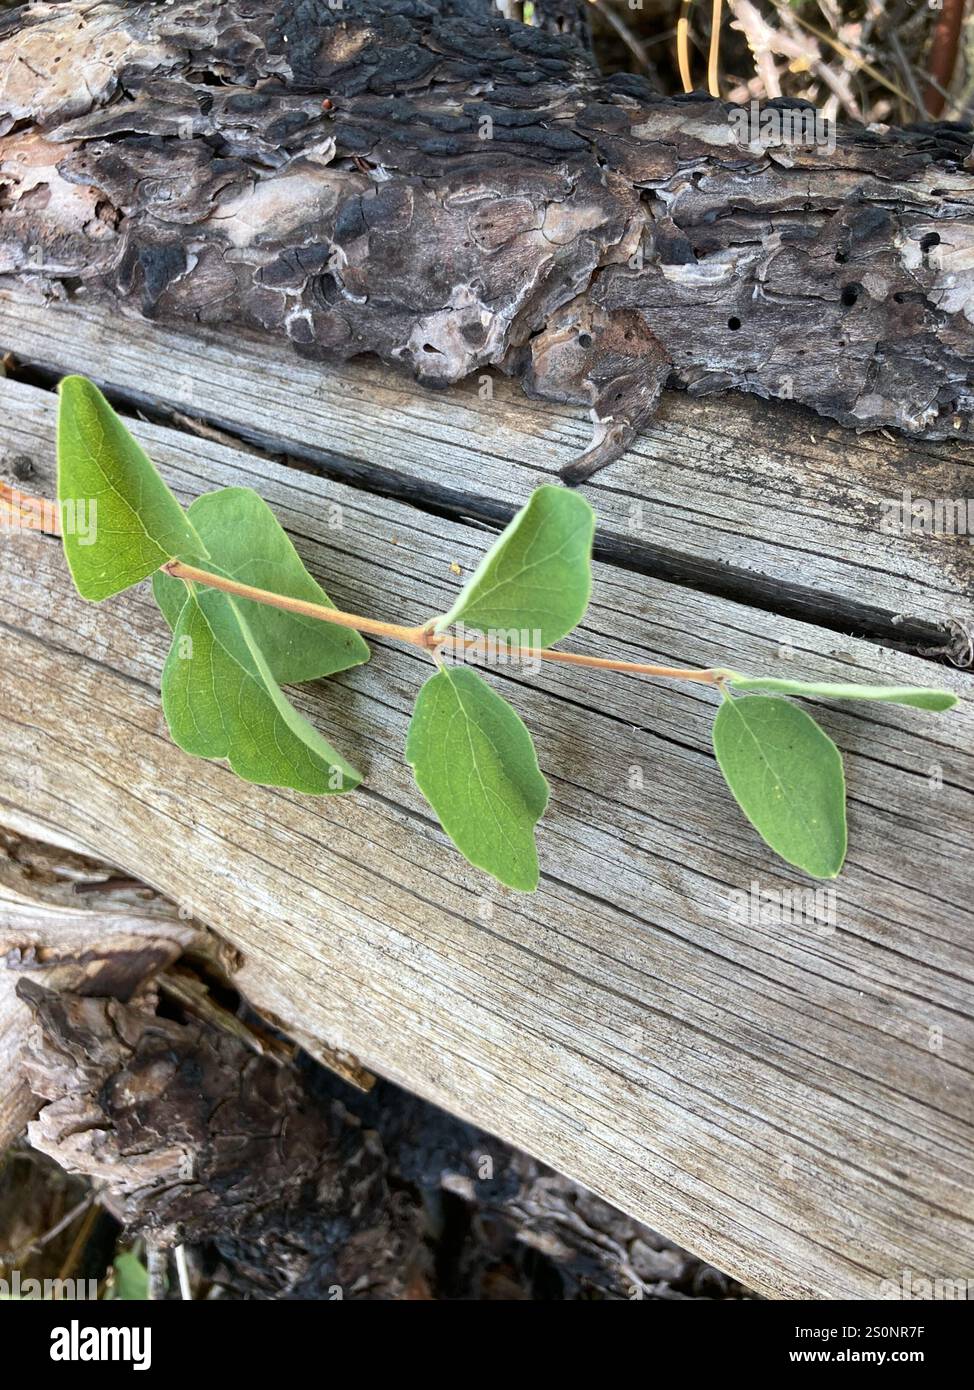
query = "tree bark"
xmin=1 ymin=0 xmax=972 ymax=474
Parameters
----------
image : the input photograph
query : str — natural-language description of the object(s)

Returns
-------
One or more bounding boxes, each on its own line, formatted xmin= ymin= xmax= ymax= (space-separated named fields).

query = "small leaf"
xmin=405 ymin=666 xmax=549 ymax=891
xmin=162 ymin=587 xmax=360 ymax=793
xmin=725 ymin=672 xmax=957 ymax=711
xmin=109 ymin=1252 xmax=149 ymax=1301
xmin=153 ymin=487 xmax=369 ymax=682
xmin=434 ymin=485 xmax=595 ymax=648
xmin=713 ymin=694 xmax=847 ymax=878
xmin=57 ymin=376 xmax=200 ymax=600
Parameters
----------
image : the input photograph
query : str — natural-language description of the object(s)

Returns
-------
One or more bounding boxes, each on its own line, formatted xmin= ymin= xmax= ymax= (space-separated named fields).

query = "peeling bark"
xmin=16 ymin=977 xmax=752 ymax=1299
xmin=1 ymin=0 xmax=973 ymax=476
xmin=18 ymin=978 xmax=428 ymax=1297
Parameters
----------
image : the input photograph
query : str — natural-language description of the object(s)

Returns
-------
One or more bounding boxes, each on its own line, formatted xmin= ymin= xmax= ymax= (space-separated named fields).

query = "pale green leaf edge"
xmin=725 ymin=671 xmax=957 ymax=712
xmin=713 ymin=692 xmax=848 ymax=880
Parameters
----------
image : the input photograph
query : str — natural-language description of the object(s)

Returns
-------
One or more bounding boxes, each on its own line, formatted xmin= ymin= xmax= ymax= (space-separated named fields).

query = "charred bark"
xmin=15 ymin=975 xmax=753 ymax=1299
xmin=1 ymin=0 xmax=973 ymax=477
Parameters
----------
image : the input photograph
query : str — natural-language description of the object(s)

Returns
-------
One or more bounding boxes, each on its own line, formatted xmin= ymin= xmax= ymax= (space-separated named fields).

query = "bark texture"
xmin=1 ymin=0 xmax=972 ymax=476
xmin=15 ymin=975 xmax=753 ymax=1299
xmin=19 ymin=978 xmax=426 ymax=1297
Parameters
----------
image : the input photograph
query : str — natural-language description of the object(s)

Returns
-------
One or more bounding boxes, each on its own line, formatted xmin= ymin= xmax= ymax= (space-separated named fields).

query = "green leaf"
xmin=712 ymin=694 xmax=847 ymax=879
xmin=434 ymin=485 xmax=595 ymax=648
xmin=57 ymin=375 xmax=200 ymax=600
xmin=162 ymin=587 xmax=361 ymax=793
xmin=152 ymin=488 xmax=369 ymax=682
xmin=724 ymin=672 xmax=957 ymax=711
xmin=405 ymin=666 xmax=549 ymax=891
xmin=109 ymin=1252 xmax=149 ymax=1301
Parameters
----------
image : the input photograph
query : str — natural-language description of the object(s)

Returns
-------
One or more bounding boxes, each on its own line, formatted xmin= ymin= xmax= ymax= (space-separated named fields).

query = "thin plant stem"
xmin=677 ymin=1 xmax=694 ymax=92
xmin=162 ymin=559 xmax=731 ymax=686
xmin=708 ymin=0 xmax=723 ymax=98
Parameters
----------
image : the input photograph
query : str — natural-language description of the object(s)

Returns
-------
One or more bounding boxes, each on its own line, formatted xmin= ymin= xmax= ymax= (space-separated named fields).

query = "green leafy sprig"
xmin=54 ymin=376 xmax=958 ymax=890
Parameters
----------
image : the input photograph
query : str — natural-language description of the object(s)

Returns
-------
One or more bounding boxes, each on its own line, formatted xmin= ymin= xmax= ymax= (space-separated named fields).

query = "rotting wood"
xmin=1 ymin=373 xmax=972 ymax=1298
xmin=1 ymin=0 xmax=973 ymax=481
xmin=18 ymin=978 xmax=424 ymax=1298
xmin=0 ymin=827 xmax=213 ymax=1151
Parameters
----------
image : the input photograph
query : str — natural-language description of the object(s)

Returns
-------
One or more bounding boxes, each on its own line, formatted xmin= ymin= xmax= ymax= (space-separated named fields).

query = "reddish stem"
xmin=924 ymin=0 xmax=965 ymax=117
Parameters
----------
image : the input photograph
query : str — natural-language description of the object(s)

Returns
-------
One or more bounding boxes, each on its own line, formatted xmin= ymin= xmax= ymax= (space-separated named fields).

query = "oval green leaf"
xmin=57 ymin=376 xmax=200 ymax=600
xmin=162 ymin=587 xmax=361 ymax=794
xmin=724 ymin=672 xmax=957 ymax=711
xmin=109 ymin=1253 xmax=149 ymax=1302
xmin=153 ymin=487 xmax=369 ymax=682
xmin=434 ymin=485 xmax=595 ymax=648
xmin=405 ymin=666 xmax=549 ymax=891
xmin=713 ymin=693 xmax=847 ymax=879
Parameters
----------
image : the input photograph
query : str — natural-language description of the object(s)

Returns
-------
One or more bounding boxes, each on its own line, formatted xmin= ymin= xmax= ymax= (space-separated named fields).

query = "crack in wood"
xmin=2 ymin=350 xmax=966 ymax=660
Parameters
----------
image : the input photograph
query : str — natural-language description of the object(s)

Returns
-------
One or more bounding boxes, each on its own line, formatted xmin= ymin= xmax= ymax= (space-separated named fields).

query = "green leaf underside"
xmin=110 ymin=1253 xmax=149 ymax=1301
xmin=57 ymin=376 xmax=200 ymax=601
xmin=152 ymin=487 xmax=369 ymax=683
xmin=434 ymin=485 xmax=595 ymax=649
xmin=52 ymin=390 xmax=368 ymax=795
xmin=163 ymin=588 xmax=360 ymax=793
xmin=725 ymin=672 xmax=957 ymax=711
xmin=405 ymin=667 xmax=549 ymax=891
xmin=713 ymin=694 xmax=847 ymax=879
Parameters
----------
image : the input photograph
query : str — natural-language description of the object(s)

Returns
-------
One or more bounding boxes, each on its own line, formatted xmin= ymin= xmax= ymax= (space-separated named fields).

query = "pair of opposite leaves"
xmin=57 ymin=376 xmax=956 ymax=892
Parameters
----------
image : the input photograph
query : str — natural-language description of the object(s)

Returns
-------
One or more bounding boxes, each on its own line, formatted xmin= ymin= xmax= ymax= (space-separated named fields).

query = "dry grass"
xmin=590 ymin=0 xmax=972 ymax=124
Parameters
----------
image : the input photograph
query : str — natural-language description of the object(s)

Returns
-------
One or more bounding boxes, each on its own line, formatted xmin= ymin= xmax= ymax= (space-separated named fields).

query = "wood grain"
xmin=1 ymin=374 xmax=972 ymax=1298
xmin=2 ymin=291 xmax=972 ymax=644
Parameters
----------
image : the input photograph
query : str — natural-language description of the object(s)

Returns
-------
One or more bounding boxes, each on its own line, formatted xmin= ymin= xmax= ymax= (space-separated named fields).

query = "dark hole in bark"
xmin=920 ymin=232 xmax=941 ymax=252
xmin=422 ymin=343 xmax=442 ymax=354
xmin=841 ymin=284 xmax=861 ymax=307
xmin=727 ymin=316 xmax=742 ymax=330
xmin=578 ymin=332 xmax=592 ymax=348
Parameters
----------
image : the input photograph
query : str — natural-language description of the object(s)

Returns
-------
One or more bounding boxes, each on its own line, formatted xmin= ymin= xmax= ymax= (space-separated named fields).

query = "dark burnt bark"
xmin=16 ymin=976 xmax=753 ymax=1299
xmin=18 ymin=978 xmax=428 ymax=1298
xmin=1 ymin=0 xmax=973 ymax=477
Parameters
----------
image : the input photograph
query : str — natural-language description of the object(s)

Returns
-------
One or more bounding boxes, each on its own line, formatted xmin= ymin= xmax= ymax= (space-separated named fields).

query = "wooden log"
xmin=1 ymin=0 xmax=973 ymax=479
xmin=1 ymin=365 xmax=972 ymax=1298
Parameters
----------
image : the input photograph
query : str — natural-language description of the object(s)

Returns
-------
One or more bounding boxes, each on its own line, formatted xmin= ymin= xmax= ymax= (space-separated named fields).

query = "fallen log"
xmin=1 ymin=0 xmax=972 ymax=479
xmin=3 ymin=834 xmax=752 ymax=1300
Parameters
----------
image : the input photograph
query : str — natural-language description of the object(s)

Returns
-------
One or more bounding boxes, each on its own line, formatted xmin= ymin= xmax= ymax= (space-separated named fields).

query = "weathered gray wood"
xmin=2 ymin=373 xmax=972 ymax=1298
xmin=2 ymin=290 xmax=971 ymax=644
xmin=0 ymin=988 xmax=31 ymax=1152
